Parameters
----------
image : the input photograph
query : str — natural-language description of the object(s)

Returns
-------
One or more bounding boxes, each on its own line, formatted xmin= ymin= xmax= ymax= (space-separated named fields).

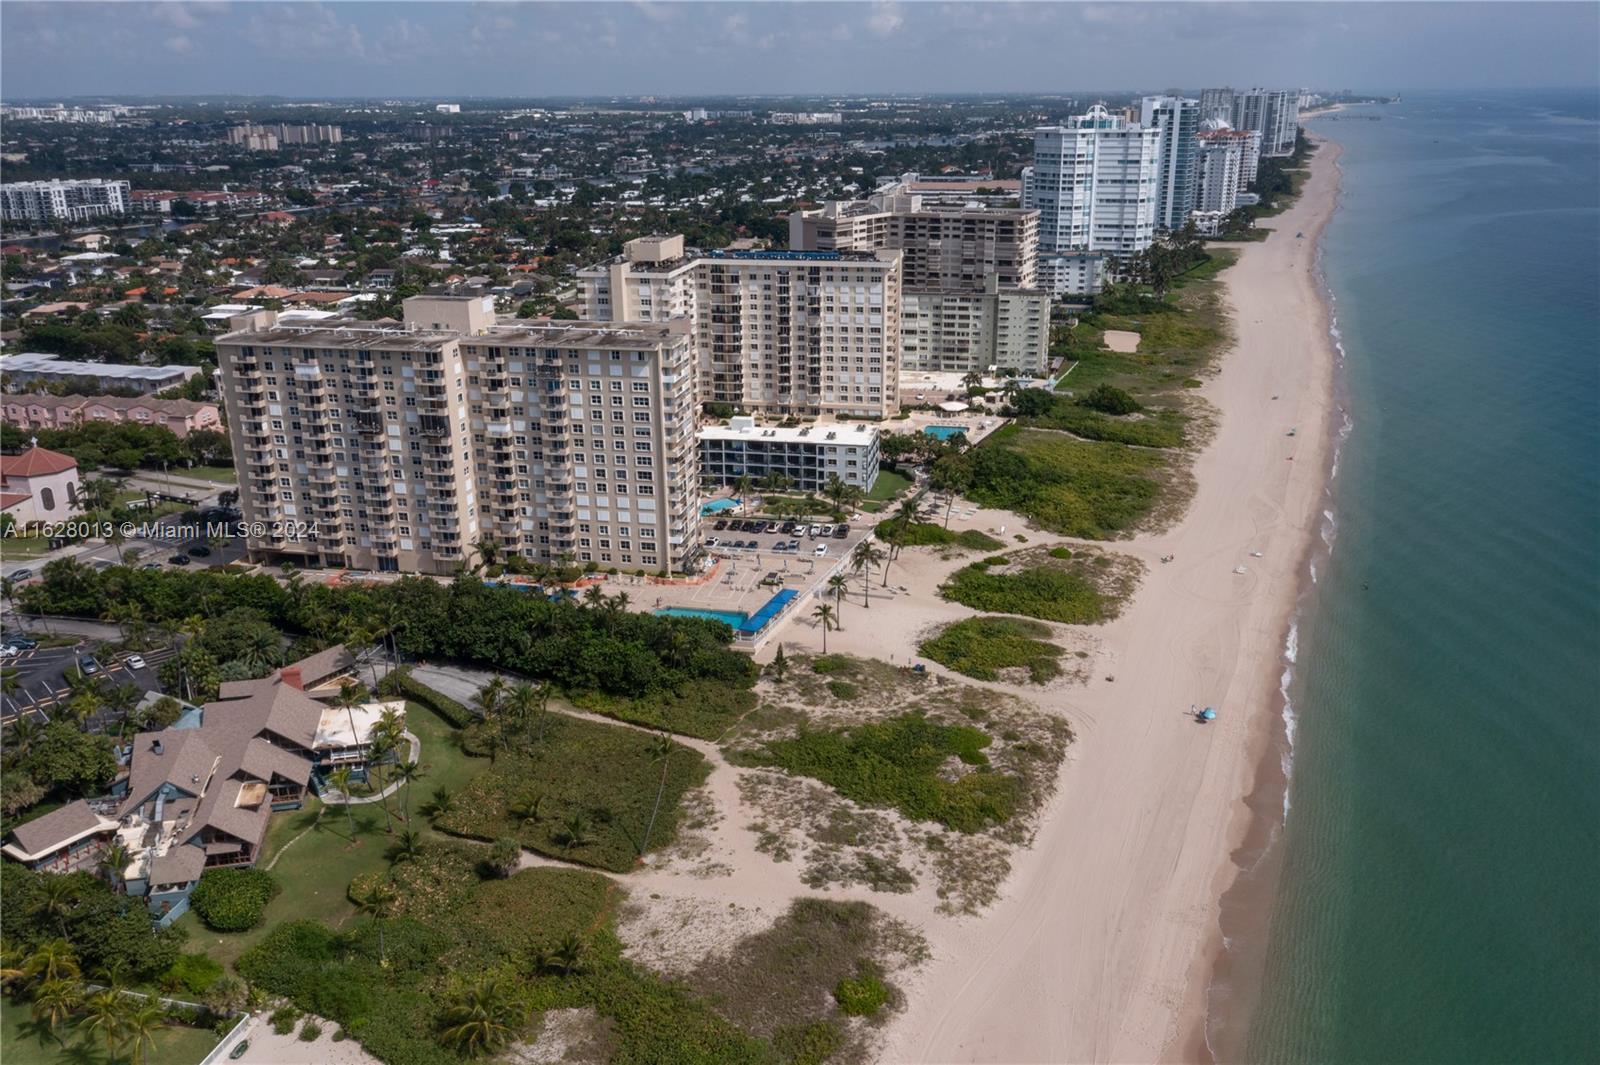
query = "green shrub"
xmin=810 ymin=654 xmax=855 ymax=676
xmin=756 ymin=713 xmax=1019 ymax=832
xmin=964 ymin=428 xmax=1169 ymax=539
xmin=573 ymin=678 xmax=758 ymax=740
xmin=826 ymin=680 xmax=860 ymax=700
xmin=874 ymin=519 xmax=1005 ymax=552
xmin=385 ymin=669 xmax=473 ymax=728
xmin=270 ymin=1006 xmax=301 ymax=1036
xmin=940 ymin=560 xmax=1109 ymax=624
xmin=1048 ymin=546 xmax=1074 ymax=560
xmin=834 ymin=966 xmax=891 ymax=1017
xmin=161 ymin=952 xmax=224 ymax=996
xmin=1080 ymin=384 xmax=1141 ymax=415
xmin=299 ymin=1019 xmax=323 ymax=1041
xmin=920 ymin=617 xmax=1065 ymax=684
xmin=189 ymin=867 xmax=279 ymax=932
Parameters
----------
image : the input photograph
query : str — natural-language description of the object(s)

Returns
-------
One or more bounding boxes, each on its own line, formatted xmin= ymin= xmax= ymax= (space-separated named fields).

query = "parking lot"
xmin=1 ymin=637 xmax=173 ymax=728
xmin=704 ymin=514 xmax=863 ymax=564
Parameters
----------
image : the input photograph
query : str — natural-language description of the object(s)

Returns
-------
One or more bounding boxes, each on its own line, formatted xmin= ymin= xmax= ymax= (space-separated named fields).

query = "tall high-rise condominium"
xmin=215 ymin=297 xmax=702 ymax=576
xmin=1023 ymin=105 xmax=1161 ymax=294
xmin=1196 ymin=124 xmax=1262 ymax=211
xmin=1139 ymin=95 xmax=1201 ymax=231
xmin=1203 ymin=88 xmax=1299 ymax=158
xmin=0 ymin=179 xmax=130 ymax=223
xmin=579 ymin=235 xmax=902 ymax=420
xmin=790 ymin=184 xmax=1050 ymax=375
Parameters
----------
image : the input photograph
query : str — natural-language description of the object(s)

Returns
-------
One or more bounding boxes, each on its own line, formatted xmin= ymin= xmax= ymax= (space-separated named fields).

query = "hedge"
xmin=189 ymin=867 xmax=279 ymax=932
xmin=382 ymin=669 xmax=474 ymax=728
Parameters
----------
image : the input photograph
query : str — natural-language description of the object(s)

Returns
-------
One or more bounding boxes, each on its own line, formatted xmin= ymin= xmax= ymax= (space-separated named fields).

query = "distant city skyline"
xmin=2 ymin=2 xmax=1596 ymax=99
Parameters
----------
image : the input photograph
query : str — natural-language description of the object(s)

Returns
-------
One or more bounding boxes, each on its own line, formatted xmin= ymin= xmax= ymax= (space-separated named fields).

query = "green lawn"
xmin=170 ymin=465 xmax=239 ymax=485
xmin=1 ymin=998 xmax=220 ymax=1065
xmin=866 ymin=468 xmax=912 ymax=501
xmin=0 ymin=536 xmax=52 ymax=558
xmin=175 ymin=699 xmax=489 ymax=971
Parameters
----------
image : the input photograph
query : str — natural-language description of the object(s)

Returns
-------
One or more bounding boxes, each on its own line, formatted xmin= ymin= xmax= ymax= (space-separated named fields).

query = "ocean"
xmin=1241 ymin=91 xmax=1600 ymax=1062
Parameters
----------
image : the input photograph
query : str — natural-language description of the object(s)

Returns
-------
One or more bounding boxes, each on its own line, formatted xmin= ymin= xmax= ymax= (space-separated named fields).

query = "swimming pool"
xmin=700 ymin=498 xmax=741 ymax=515
xmin=923 ymin=425 xmax=970 ymax=441
xmin=654 ymin=606 xmax=751 ymax=628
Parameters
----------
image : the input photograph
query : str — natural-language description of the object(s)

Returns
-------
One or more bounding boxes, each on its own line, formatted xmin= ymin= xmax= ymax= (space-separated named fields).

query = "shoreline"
xmin=876 ymin=138 xmax=1344 ymax=1063
xmin=1183 ymin=131 xmax=1347 ymax=1064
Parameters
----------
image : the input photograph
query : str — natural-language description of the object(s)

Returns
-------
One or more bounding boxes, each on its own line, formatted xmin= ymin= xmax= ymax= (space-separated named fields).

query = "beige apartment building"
xmin=578 ymin=235 xmax=902 ymax=420
xmin=215 ymin=296 xmax=702 ymax=576
xmin=789 ymin=187 xmax=1038 ymax=289
xmin=790 ymin=185 xmax=1051 ymax=376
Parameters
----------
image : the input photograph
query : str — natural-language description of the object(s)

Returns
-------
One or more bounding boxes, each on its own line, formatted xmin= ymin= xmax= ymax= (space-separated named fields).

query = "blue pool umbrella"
xmin=1201 ymin=707 xmax=1217 ymax=721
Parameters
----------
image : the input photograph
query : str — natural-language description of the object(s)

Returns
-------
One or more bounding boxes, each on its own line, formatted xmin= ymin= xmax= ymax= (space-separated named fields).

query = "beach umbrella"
xmin=1201 ymin=707 xmax=1217 ymax=721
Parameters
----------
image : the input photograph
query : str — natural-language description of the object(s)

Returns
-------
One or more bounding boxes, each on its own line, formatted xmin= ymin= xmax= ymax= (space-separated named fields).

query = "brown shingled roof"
xmin=4 ymin=800 xmax=114 ymax=859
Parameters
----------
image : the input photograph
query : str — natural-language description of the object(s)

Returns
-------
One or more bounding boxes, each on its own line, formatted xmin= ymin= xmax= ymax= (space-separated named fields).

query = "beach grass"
xmin=875 ymin=519 xmax=1005 ymax=552
xmin=919 ymin=616 xmax=1066 ymax=684
xmin=866 ymin=468 xmax=913 ymax=501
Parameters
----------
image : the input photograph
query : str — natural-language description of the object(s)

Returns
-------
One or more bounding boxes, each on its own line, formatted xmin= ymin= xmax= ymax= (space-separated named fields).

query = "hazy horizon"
xmin=3 ymin=2 xmax=1597 ymax=100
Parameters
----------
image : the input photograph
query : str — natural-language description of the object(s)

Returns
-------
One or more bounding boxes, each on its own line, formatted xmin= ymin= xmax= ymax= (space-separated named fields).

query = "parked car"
xmin=9 ymin=568 xmax=34 ymax=582
xmin=713 ymin=519 xmax=728 ymax=530
xmin=807 ymin=524 xmax=820 ymax=537
xmin=78 ymin=656 xmax=101 ymax=676
xmin=833 ymin=526 xmax=849 ymax=539
xmin=787 ymin=539 xmax=801 ymax=550
xmin=764 ymin=522 xmax=779 ymax=533
xmin=0 ymin=645 xmax=17 ymax=659
xmin=781 ymin=522 xmax=798 ymax=534
xmin=187 ymin=545 xmax=212 ymax=557
xmin=3 ymin=634 xmax=38 ymax=650
xmin=814 ymin=545 xmax=829 ymax=557
xmin=705 ymin=537 xmax=721 ymax=548
xmin=141 ymin=562 xmax=162 ymax=570
xmin=168 ymin=554 xmax=191 ymax=566
xmin=125 ymin=654 xmax=147 ymax=670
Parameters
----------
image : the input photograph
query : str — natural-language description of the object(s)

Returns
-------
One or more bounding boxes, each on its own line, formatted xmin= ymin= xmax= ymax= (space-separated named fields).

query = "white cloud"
xmin=867 ymin=1 xmax=904 ymax=37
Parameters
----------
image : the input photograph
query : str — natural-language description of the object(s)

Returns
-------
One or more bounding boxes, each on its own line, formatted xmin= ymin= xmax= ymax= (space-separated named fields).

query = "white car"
xmin=814 ymin=544 xmax=829 ymax=557
xmin=0 ymin=645 xmax=18 ymax=659
xmin=807 ymin=524 xmax=821 ymax=537
xmin=125 ymin=654 xmax=147 ymax=670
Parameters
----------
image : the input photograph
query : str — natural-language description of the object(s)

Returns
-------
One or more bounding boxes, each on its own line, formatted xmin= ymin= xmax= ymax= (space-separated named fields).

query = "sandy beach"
xmin=869 ymin=139 xmax=1344 ymax=1063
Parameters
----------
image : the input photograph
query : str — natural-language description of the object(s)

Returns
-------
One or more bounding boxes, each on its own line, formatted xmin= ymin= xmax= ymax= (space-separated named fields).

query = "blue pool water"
xmin=655 ymin=607 xmax=750 ymax=627
xmin=655 ymin=589 xmax=800 ymax=635
xmin=923 ymin=425 xmax=969 ymax=441
xmin=700 ymin=498 xmax=741 ymax=515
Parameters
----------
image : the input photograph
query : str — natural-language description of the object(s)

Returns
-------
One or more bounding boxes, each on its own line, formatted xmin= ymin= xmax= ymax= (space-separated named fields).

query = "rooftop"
xmin=700 ymin=417 xmax=878 ymax=445
xmin=0 ymin=353 xmax=197 ymax=381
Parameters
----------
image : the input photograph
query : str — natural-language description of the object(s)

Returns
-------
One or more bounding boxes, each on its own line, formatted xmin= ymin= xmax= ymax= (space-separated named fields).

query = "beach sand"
xmin=870 ymin=139 xmax=1343 ymax=1064
xmin=1102 ymin=328 xmax=1142 ymax=353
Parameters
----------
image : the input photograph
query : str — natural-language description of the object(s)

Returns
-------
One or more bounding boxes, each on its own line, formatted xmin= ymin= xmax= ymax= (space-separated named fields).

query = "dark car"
xmin=141 ymin=562 xmax=162 ymax=570
xmin=168 ymin=554 xmax=191 ymax=566
xmin=781 ymin=522 xmax=798 ymax=534
xmin=713 ymin=519 xmax=728 ymax=530
xmin=187 ymin=545 xmax=212 ymax=557
xmin=3 ymin=634 xmax=38 ymax=650
xmin=833 ymin=526 xmax=849 ymax=539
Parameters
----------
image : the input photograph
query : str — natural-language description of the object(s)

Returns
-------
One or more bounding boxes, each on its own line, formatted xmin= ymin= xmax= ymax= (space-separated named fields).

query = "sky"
xmin=2 ymin=2 xmax=1597 ymax=100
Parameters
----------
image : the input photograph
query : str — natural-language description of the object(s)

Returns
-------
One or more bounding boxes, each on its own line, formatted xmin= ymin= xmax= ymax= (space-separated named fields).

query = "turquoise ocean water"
xmin=1240 ymin=91 xmax=1600 ymax=1062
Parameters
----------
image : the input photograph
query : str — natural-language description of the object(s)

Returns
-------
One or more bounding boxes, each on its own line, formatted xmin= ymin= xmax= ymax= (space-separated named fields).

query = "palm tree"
xmin=98 ymin=840 xmax=132 ymax=888
xmin=826 ymin=574 xmax=849 ymax=626
xmin=511 ymin=788 xmax=547 ymax=829
xmin=582 ymin=585 xmax=606 ymax=610
xmin=354 ymin=880 xmax=398 ymax=966
xmin=393 ymin=759 xmax=424 ymax=822
xmin=24 ymin=938 xmax=78 ymax=984
xmin=558 ymin=812 xmax=590 ymax=857
xmin=851 ymin=541 xmax=884 ymax=608
xmin=420 ymin=787 xmax=455 ymax=823
xmin=78 ymin=986 xmax=130 ymax=1062
xmin=30 ymin=977 xmax=80 ymax=1038
xmin=388 ymin=828 xmax=423 ymax=865
xmin=812 ymin=603 xmax=836 ymax=653
xmin=122 ymin=1001 xmax=168 ymax=1065
xmin=328 ymin=766 xmax=358 ymax=838
xmin=472 ymin=536 xmax=501 ymax=573
xmin=506 ymin=681 xmax=539 ymax=748
xmin=473 ymin=676 xmax=507 ymax=723
xmin=37 ymin=881 xmax=79 ymax=940
xmin=550 ymin=932 xmax=586 ymax=976
xmin=437 ymin=976 xmax=525 ymax=1057
xmin=640 ymin=733 xmax=675 ymax=857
